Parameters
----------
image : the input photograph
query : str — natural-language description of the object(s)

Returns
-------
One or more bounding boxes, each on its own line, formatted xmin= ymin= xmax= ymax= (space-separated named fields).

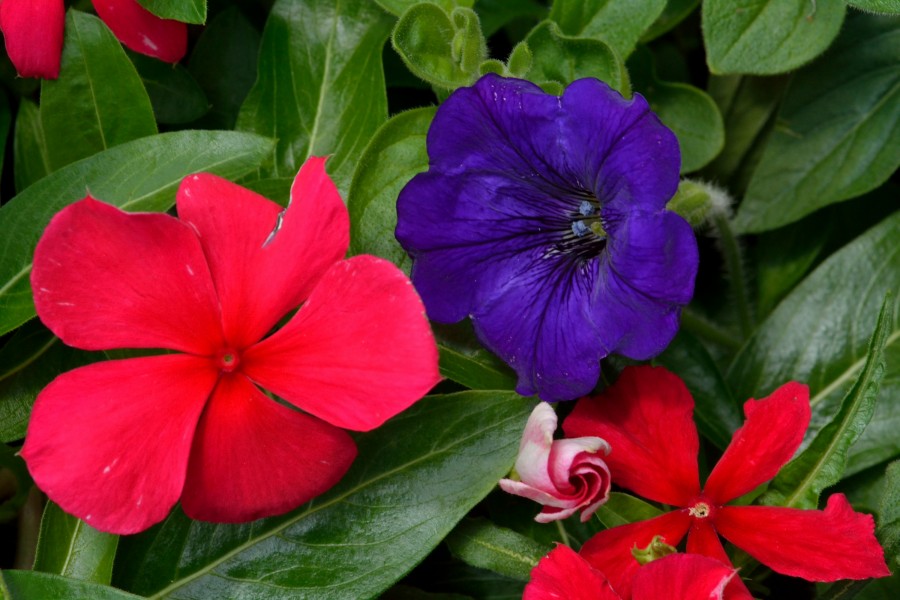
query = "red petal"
xmin=715 ymin=495 xmax=890 ymax=581
xmin=563 ymin=366 xmax=700 ymax=506
xmin=703 ymin=382 xmax=810 ymax=504
xmin=524 ymin=544 xmax=622 ymax=600
xmin=20 ymin=355 xmax=217 ymax=534
xmin=91 ymin=0 xmax=186 ymax=63
xmin=632 ymin=554 xmax=736 ymax=600
xmin=31 ymin=198 xmax=224 ymax=355
xmin=176 ymin=158 xmax=349 ymax=348
xmin=242 ymin=255 xmax=440 ymax=431
xmin=687 ymin=520 xmax=756 ymax=600
xmin=180 ymin=373 xmax=356 ymax=523
xmin=0 ymin=0 xmax=64 ymax=78
xmin=579 ymin=510 xmax=691 ymax=599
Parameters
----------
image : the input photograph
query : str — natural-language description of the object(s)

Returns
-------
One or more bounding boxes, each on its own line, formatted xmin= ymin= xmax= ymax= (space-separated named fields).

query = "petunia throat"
xmin=552 ymin=191 xmax=608 ymax=261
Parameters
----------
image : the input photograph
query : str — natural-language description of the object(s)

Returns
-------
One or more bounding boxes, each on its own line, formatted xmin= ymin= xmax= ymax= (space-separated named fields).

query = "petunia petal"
xmin=525 ymin=544 xmax=622 ymax=600
xmin=31 ymin=197 xmax=224 ymax=355
xmin=176 ymin=158 xmax=349 ymax=348
xmin=564 ymin=366 xmax=701 ymax=506
xmin=91 ymin=0 xmax=186 ymax=63
xmin=0 ymin=0 xmax=64 ymax=79
xmin=242 ymin=255 xmax=440 ymax=432
xmin=703 ymin=382 xmax=810 ymax=504
xmin=180 ymin=373 xmax=357 ymax=523
xmin=715 ymin=495 xmax=891 ymax=581
xmin=20 ymin=355 xmax=218 ymax=534
xmin=632 ymin=554 xmax=736 ymax=600
xmin=579 ymin=510 xmax=692 ymax=600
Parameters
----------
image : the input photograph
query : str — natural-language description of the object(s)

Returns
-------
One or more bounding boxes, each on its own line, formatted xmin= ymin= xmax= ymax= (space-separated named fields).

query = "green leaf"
xmin=128 ymin=51 xmax=208 ymax=125
xmin=377 ymin=0 xmax=474 ymax=18
xmin=0 ymin=91 xmax=10 ymax=188
xmin=0 ymin=442 xmax=31 ymax=521
xmin=40 ymin=11 xmax=157 ymax=171
xmin=476 ymin=0 xmax=547 ymax=37
xmin=641 ymin=0 xmax=700 ymax=42
xmin=391 ymin=4 xmax=486 ymax=90
xmin=0 ymin=571 xmax=141 ymax=600
xmin=878 ymin=460 xmax=900 ymax=564
xmin=12 ymin=100 xmax=50 ymax=193
xmin=439 ymin=345 xmax=517 ymax=391
xmin=628 ymin=46 xmax=724 ymax=172
xmin=525 ymin=21 xmax=628 ymax=94
xmin=445 ymin=518 xmax=549 ymax=581
xmin=655 ymin=331 xmax=742 ymax=450
xmin=849 ymin=0 xmax=900 ymax=15
xmin=760 ymin=296 xmax=892 ymax=509
xmin=548 ymin=0 xmax=667 ymax=59
xmin=135 ymin=0 xmax=206 ymax=24
xmin=595 ymin=492 xmax=664 ymax=529
xmin=0 ymin=130 xmax=275 ymax=337
xmin=702 ymin=0 xmax=845 ymax=75
xmin=33 ymin=502 xmax=119 ymax=584
xmin=733 ymin=13 xmax=900 ymax=233
xmin=727 ymin=212 xmax=900 ymax=476
xmin=348 ymin=107 xmax=434 ymax=272
xmin=113 ymin=391 xmax=532 ymax=599
xmin=237 ymin=0 xmax=393 ymax=194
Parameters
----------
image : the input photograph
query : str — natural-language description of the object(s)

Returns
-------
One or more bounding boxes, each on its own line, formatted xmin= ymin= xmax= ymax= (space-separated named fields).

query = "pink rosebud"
xmin=500 ymin=402 xmax=611 ymax=523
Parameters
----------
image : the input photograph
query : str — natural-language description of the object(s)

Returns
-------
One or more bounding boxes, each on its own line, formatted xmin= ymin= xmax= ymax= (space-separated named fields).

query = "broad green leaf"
xmin=702 ymin=0 xmax=845 ymax=74
xmin=525 ymin=21 xmax=628 ymax=94
xmin=377 ymin=0 xmax=474 ymax=17
xmin=628 ymin=46 xmax=723 ymax=172
xmin=727 ymin=212 xmax=900 ymax=476
xmin=733 ymin=13 xmax=900 ymax=233
xmin=33 ymin=502 xmax=119 ymax=584
xmin=135 ymin=0 xmax=206 ymax=24
xmin=849 ymin=0 xmax=900 ymax=14
xmin=761 ymin=297 xmax=892 ymax=509
xmin=391 ymin=4 xmax=486 ymax=90
xmin=187 ymin=8 xmax=260 ymax=129
xmin=445 ymin=519 xmax=549 ymax=581
xmin=113 ymin=391 xmax=532 ymax=599
xmin=128 ymin=52 xmax=208 ymax=125
xmin=0 ymin=571 xmax=141 ymax=600
xmin=12 ymin=100 xmax=50 ymax=193
xmin=878 ymin=460 xmax=900 ymax=563
xmin=0 ymin=130 xmax=275 ymax=337
xmin=40 ymin=11 xmax=157 ymax=171
xmin=237 ymin=0 xmax=393 ymax=194
xmin=348 ymin=107 xmax=434 ymax=272
xmin=548 ymin=0 xmax=667 ymax=59
xmin=655 ymin=332 xmax=742 ymax=450
xmin=595 ymin=492 xmax=664 ymax=529
xmin=439 ymin=345 xmax=517 ymax=391
xmin=641 ymin=0 xmax=700 ymax=42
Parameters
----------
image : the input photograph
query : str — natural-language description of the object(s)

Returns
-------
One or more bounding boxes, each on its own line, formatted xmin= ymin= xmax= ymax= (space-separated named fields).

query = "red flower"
xmin=524 ymin=544 xmax=736 ymax=600
xmin=0 ymin=0 xmax=186 ymax=79
xmin=564 ymin=366 xmax=890 ymax=600
xmin=22 ymin=158 xmax=440 ymax=534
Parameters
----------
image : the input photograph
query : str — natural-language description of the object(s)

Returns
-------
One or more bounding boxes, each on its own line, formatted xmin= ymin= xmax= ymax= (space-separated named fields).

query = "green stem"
xmin=711 ymin=212 xmax=754 ymax=339
xmin=680 ymin=308 xmax=742 ymax=352
xmin=554 ymin=520 xmax=570 ymax=547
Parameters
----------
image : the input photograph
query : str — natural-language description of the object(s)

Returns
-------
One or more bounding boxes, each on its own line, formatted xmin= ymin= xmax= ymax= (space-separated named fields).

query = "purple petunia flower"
xmin=396 ymin=74 xmax=698 ymax=402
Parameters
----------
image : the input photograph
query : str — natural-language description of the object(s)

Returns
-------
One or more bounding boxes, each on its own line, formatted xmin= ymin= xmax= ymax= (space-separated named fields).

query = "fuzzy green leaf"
xmin=548 ymin=0 xmax=667 ymax=59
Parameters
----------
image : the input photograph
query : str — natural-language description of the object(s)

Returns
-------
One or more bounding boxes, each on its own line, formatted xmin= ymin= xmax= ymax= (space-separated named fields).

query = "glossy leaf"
xmin=236 ymin=0 xmax=393 ymax=194
xmin=33 ymin=502 xmax=119 ymax=584
xmin=135 ymin=0 xmax=206 ymax=24
xmin=727 ymin=212 xmax=900 ymax=476
xmin=12 ymin=100 xmax=50 ymax=193
xmin=0 ymin=130 xmax=275 ymax=337
xmin=702 ymin=0 xmax=845 ymax=75
xmin=548 ymin=0 xmax=667 ymax=60
xmin=40 ymin=10 xmax=157 ymax=171
xmin=733 ymin=13 xmax=900 ymax=233
xmin=525 ymin=21 xmax=628 ymax=94
xmin=377 ymin=0 xmax=474 ymax=17
xmin=1 ymin=571 xmax=141 ymax=600
xmin=595 ymin=492 xmax=664 ymax=529
xmin=761 ymin=297 xmax=892 ymax=509
xmin=878 ymin=460 xmax=900 ymax=565
xmin=445 ymin=518 xmax=549 ymax=581
xmin=348 ymin=106 xmax=434 ymax=272
xmin=129 ymin=52 xmax=208 ymax=125
xmin=439 ymin=345 xmax=517 ymax=391
xmin=113 ymin=391 xmax=532 ymax=599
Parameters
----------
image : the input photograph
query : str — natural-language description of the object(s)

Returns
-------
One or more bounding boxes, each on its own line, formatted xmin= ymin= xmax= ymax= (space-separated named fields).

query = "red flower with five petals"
xmin=564 ymin=366 xmax=890 ymax=599
xmin=0 ymin=0 xmax=186 ymax=79
xmin=22 ymin=158 xmax=440 ymax=534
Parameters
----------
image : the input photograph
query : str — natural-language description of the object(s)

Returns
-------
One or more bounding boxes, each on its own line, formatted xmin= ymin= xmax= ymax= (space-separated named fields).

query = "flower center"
xmin=689 ymin=501 xmax=711 ymax=519
xmin=548 ymin=191 xmax=608 ymax=261
xmin=216 ymin=348 xmax=241 ymax=373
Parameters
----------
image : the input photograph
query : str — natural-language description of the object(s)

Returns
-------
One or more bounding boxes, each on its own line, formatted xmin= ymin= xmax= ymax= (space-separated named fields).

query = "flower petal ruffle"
xmin=0 ymin=0 xmax=64 ymax=79
xmin=525 ymin=544 xmax=621 ymax=600
xmin=243 ymin=255 xmax=440 ymax=431
xmin=176 ymin=158 xmax=349 ymax=348
xmin=21 ymin=355 xmax=218 ymax=534
xmin=180 ymin=373 xmax=357 ymax=523
xmin=564 ymin=366 xmax=701 ymax=506
xmin=31 ymin=197 xmax=224 ymax=355
xmin=91 ymin=0 xmax=186 ymax=63
xmin=715 ymin=495 xmax=890 ymax=581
